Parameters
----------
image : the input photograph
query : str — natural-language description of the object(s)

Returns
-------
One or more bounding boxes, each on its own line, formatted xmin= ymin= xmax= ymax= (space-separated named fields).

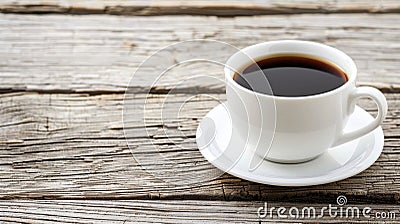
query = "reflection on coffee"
xmin=233 ymin=54 xmax=348 ymax=97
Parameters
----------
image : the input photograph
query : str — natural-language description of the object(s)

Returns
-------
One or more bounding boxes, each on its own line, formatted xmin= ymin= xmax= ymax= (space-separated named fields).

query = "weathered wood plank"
xmin=0 ymin=13 xmax=399 ymax=94
xmin=0 ymin=0 xmax=399 ymax=16
xmin=0 ymin=200 xmax=399 ymax=223
xmin=0 ymin=92 xmax=399 ymax=201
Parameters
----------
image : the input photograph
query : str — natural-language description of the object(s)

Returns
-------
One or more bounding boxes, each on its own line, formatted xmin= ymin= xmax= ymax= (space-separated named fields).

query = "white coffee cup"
xmin=224 ymin=40 xmax=388 ymax=163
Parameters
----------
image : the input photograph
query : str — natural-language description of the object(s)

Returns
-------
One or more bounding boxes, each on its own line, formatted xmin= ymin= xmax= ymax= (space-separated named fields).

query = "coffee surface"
xmin=233 ymin=55 xmax=348 ymax=97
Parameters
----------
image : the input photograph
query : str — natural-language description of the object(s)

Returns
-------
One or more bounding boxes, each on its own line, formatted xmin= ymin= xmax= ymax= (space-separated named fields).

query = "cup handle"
xmin=332 ymin=86 xmax=388 ymax=147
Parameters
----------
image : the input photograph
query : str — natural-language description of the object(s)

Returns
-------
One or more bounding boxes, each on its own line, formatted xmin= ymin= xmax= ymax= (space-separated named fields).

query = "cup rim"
xmin=224 ymin=40 xmax=357 ymax=100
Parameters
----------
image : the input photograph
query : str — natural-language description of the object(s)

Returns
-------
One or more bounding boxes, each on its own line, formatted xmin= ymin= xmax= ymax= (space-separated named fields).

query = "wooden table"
xmin=0 ymin=1 xmax=399 ymax=223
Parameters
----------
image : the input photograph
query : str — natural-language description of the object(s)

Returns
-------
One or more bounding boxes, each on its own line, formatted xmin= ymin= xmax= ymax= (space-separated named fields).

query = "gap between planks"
xmin=0 ymin=0 xmax=400 ymax=16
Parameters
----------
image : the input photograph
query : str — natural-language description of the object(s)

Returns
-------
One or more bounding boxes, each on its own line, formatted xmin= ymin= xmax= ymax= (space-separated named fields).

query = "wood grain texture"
xmin=0 ymin=0 xmax=399 ymax=16
xmin=0 ymin=13 xmax=400 ymax=95
xmin=0 ymin=200 xmax=399 ymax=223
xmin=0 ymin=92 xmax=399 ymax=202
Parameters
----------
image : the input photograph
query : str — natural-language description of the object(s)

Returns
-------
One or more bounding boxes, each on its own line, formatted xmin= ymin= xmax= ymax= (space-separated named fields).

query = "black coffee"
xmin=233 ymin=54 xmax=348 ymax=97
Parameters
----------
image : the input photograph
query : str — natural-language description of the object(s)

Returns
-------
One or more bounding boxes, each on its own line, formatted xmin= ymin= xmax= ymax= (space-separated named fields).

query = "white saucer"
xmin=196 ymin=103 xmax=384 ymax=186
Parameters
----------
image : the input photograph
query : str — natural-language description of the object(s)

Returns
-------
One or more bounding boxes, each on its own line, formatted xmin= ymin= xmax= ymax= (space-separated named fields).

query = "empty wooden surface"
xmin=1 ymin=13 xmax=400 ymax=94
xmin=0 ymin=200 xmax=399 ymax=223
xmin=0 ymin=1 xmax=399 ymax=223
